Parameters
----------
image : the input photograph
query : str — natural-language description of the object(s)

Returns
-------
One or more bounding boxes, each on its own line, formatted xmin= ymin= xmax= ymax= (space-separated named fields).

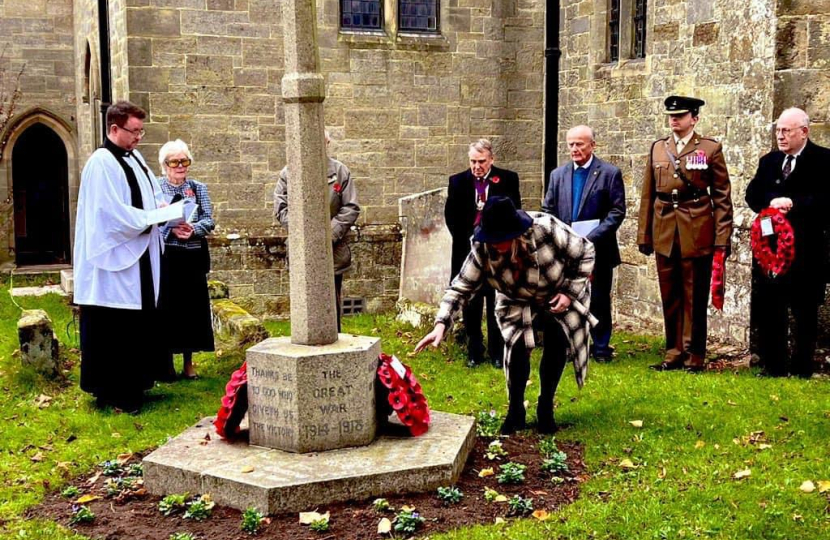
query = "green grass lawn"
xmin=1 ymin=283 xmax=829 ymax=539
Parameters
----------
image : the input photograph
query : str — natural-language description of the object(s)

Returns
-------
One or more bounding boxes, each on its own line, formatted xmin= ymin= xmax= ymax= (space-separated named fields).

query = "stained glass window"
xmin=341 ymin=0 xmax=382 ymax=30
xmin=399 ymin=0 xmax=439 ymax=33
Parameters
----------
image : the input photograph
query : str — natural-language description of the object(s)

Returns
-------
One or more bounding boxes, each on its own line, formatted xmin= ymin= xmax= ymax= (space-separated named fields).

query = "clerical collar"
xmin=104 ymin=137 xmax=131 ymax=157
xmin=573 ymin=155 xmax=594 ymax=170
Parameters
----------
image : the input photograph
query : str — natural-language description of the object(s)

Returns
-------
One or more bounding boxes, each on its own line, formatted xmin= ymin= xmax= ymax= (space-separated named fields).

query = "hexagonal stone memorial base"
xmin=143 ymin=412 xmax=475 ymax=515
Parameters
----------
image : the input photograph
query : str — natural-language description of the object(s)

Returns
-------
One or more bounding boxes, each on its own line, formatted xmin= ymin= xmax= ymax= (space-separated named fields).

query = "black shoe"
xmin=499 ymin=413 xmax=526 ymax=435
xmin=493 ymin=358 xmax=504 ymax=369
xmin=466 ymin=352 xmax=484 ymax=368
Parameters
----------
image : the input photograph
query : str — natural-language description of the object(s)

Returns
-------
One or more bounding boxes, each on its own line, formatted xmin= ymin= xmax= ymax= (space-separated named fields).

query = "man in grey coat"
xmin=274 ymin=131 xmax=360 ymax=332
xmin=543 ymin=125 xmax=626 ymax=361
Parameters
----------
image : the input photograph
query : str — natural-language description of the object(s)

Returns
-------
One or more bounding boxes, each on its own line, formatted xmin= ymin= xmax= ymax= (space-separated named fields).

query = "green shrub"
xmin=475 ymin=410 xmax=501 ymax=437
xmin=158 ymin=493 xmax=189 ymax=516
xmin=372 ymin=498 xmax=393 ymax=512
xmin=497 ymin=462 xmax=526 ymax=484
xmin=99 ymin=460 xmax=123 ymax=477
xmin=538 ymin=436 xmax=559 ymax=459
xmin=507 ymin=495 xmax=534 ymax=516
xmin=541 ymin=450 xmax=569 ymax=474
xmin=309 ymin=518 xmax=330 ymax=532
xmin=169 ymin=533 xmax=196 ymax=540
xmin=240 ymin=507 xmax=264 ymax=534
xmin=60 ymin=485 xmax=80 ymax=498
xmin=393 ymin=509 xmax=425 ymax=534
xmin=485 ymin=440 xmax=508 ymax=460
xmin=436 ymin=486 xmax=463 ymax=504
xmin=183 ymin=495 xmax=215 ymax=521
xmin=69 ymin=505 xmax=95 ymax=525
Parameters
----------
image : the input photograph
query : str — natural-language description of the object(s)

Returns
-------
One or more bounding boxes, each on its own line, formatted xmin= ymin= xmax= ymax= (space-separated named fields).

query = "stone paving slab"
xmin=10 ymin=285 xmax=67 ymax=297
xmin=144 ymin=411 xmax=475 ymax=515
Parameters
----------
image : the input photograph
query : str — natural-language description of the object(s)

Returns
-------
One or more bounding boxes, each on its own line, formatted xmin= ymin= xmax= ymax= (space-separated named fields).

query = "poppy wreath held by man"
xmin=376 ymin=353 xmax=431 ymax=436
xmin=750 ymin=207 xmax=796 ymax=278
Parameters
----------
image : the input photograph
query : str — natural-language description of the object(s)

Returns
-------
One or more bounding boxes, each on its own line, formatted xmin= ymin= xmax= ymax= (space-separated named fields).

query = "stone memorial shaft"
xmin=282 ymin=0 xmax=337 ymax=346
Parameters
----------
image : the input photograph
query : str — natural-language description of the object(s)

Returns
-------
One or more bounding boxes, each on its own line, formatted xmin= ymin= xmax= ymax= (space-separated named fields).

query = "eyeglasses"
xmin=165 ymin=158 xmax=192 ymax=168
xmin=117 ymin=125 xmax=146 ymax=138
xmin=774 ymin=126 xmax=806 ymax=136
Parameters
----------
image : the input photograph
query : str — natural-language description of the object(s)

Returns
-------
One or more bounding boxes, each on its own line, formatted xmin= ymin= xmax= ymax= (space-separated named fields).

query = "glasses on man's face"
xmin=117 ymin=125 xmax=146 ymax=138
xmin=165 ymin=158 xmax=192 ymax=168
xmin=774 ymin=126 xmax=806 ymax=136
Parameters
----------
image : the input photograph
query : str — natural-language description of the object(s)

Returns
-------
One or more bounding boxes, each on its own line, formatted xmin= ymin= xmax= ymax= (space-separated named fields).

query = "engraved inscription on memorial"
xmin=248 ymin=365 xmax=296 ymax=444
xmin=303 ymin=368 xmax=365 ymax=444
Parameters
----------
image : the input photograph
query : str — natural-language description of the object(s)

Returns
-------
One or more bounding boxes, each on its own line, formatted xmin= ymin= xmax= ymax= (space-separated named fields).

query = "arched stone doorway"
xmin=11 ymin=123 xmax=71 ymax=265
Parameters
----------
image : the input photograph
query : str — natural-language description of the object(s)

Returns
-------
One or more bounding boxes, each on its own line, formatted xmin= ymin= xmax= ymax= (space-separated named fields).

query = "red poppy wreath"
xmin=214 ymin=361 xmax=249 ymax=440
xmin=377 ymin=353 xmax=431 ymax=437
xmin=750 ymin=208 xmax=796 ymax=278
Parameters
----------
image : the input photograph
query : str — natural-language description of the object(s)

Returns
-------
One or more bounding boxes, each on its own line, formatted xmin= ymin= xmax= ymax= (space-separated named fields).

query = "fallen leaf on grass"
xmin=619 ymin=459 xmax=637 ymax=469
xmin=241 ymin=465 xmax=255 ymax=473
xmin=111 ymin=432 xmax=121 ymax=438
xmin=629 ymin=420 xmax=643 ymax=428
xmin=30 ymin=452 xmax=44 ymax=463
xmin=478 ymin=468 xmax=494 ymax=478
xmin=818 ymin=480 xmax=830 ymax=493
xmin=799 ymin=480 xmax=815 ymax=493
xmin=733 ymin=469 xmax=751 ymax=480
xmin=299 ymin=511 xmax=330 ymax=525
xmin=695 ymin=440 xmax=705 ymax=449
xmin=658 ymin=467 xmax=667 ymax=479
xmin=76 ymin=494 xmax=101 ymax=504
xmin=86 ymin=472 xmax=101 ymax=486
xmin=758 ymin=444 xmax=772 ymax=450
xmin=34 ymin=394 xmax=52 ymax=408
xmin=727 ymin=400 xmax=737 ymax=406
xmin=494 ymin=517 xmax=506 ymax=525
xmin=377 ymin=517 xmax=392 ymax=534
xmin=532 ymin=509 xmax=549 ymax=521
xmin=793 ymin=513 xmax=803 ymax=521
xmin=116 ymin=453 xmax=133 ymax=465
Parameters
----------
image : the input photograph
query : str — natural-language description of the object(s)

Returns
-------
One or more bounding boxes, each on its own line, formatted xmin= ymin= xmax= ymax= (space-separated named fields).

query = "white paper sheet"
xmin=145 ymin=201 xmax=185 ymax=226
xmin=572 ymin=219 xmax=600 ymax=238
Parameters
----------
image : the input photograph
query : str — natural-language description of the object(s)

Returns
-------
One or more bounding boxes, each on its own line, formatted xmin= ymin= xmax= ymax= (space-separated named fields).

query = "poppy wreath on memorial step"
xmin=750 ymin=207 xmax=796 ymax=278
xmin=376 ymin=353 xmax=431 ymax=437
xmin=214 ymin=361 xmax=248 ymax=440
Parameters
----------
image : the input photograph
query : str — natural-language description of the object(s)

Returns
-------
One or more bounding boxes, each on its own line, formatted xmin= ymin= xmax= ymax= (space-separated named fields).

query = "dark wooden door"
xmin=13 ymin=123 xmax=71 ymax=265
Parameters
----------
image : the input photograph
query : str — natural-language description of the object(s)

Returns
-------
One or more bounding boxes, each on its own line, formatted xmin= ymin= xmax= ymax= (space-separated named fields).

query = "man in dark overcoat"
xmin=745 ymin=107 xmax=830 ymax=378
xmin=637 ymin=96 xmax=733 ymax=371
xmin=543 ymin=125 xmax=626 ymax=360
xmin=445 ymin=139 xmax=521 ymax=368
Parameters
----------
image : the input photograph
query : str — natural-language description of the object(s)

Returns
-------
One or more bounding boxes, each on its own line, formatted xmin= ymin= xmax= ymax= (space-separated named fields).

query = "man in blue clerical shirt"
xmin=542 ymin=125 xmax=626 ymax=361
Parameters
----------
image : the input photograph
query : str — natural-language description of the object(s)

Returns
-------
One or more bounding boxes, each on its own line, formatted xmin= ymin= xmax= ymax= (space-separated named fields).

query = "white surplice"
xmin=73 ymin=148 xmax=165 ymax=309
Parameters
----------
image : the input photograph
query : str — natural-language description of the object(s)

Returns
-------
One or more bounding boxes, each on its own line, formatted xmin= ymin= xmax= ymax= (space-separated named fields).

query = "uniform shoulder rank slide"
xmin=686 ymin=149 xmax=708 ymax=170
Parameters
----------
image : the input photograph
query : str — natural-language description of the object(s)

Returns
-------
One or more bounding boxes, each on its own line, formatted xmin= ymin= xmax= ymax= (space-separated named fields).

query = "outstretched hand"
xmin=414 ymin=323 xmax=446 ymax=353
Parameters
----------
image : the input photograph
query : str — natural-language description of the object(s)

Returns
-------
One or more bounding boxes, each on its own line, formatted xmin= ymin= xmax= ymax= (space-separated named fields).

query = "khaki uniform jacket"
xmin=637 ymin=132 xmax=733 ymax=258
xmin=274 ymin=157 xmax=360 ymax=274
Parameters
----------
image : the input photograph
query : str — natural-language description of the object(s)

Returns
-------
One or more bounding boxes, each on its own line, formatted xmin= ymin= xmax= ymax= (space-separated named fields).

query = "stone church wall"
xmin=559 ymin=0 xmax=779 ymax=345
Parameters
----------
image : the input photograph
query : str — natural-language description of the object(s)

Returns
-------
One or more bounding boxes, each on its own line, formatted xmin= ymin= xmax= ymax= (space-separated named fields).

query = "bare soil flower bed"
xmin=32 ymin=433 xmax=586 ymax=539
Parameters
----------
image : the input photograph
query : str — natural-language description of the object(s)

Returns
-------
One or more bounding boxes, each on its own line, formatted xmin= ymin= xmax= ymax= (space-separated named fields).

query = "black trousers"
xmin=752 ymin=267 xmax=821 ymax=377
xmin=463 ymin=284 xmax=504 ymax=361
xmin=505 ymin=310 xmax=568 ymax=418
xmin=589 ymin=262 xmax=614 ymax=355
xmin=335 ymin=273 xmax=343 ymax=333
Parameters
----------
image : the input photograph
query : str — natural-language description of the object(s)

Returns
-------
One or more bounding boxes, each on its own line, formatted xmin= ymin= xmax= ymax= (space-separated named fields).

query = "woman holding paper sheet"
xmin=157 ymin=139 xmax=215 ymax=380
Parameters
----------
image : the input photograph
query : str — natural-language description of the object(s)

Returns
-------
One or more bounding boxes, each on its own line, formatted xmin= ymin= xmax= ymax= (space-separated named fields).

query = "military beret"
xmin=664 ymin=95 xmax=705 ymax=116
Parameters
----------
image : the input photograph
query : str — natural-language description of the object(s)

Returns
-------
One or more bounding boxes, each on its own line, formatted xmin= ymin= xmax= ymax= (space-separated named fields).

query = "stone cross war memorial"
xmin=143 ymin=0 xmax=474 ymax=515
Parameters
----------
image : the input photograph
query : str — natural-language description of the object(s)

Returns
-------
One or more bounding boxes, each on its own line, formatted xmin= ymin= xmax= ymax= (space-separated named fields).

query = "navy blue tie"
xmin=572 ymin=167 xmax=588 ymax=222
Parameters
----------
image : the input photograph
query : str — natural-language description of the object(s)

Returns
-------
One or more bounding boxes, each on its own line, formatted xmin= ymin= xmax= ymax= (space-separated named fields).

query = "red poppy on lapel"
xmin=491 ymin=176 xmax=500 ymax=184
xmin=333 ymin=182 xmax=343 ymax=193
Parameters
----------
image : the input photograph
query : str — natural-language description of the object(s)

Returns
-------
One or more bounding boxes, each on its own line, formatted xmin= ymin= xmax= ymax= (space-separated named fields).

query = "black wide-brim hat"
xmin=473 ymin=196 xmax=534 ymax=243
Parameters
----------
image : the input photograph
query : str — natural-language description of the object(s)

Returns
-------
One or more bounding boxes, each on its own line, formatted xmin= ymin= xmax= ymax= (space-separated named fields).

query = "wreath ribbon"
xmin=750 ymin=208 xmax=796 ymax=278
xmin=377 ymin=353 xmax=431 ymax=436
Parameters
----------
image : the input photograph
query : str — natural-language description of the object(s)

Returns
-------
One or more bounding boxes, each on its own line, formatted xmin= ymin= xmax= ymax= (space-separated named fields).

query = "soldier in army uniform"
xmin=637 ymin=96 xmax=733 ymax=372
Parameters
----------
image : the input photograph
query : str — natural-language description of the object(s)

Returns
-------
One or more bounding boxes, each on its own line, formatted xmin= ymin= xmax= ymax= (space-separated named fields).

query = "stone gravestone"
xmin=17 ymin=309 xmax=59 ymax=377
xmin=246 ymin=335 xmax=380 ymax=452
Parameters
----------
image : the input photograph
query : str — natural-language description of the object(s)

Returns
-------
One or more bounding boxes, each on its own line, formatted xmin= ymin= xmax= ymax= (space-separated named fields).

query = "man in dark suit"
xmin=445 ymin=139 xmax=522 ymax=368
xmin=637 ymin=96 xmax=733 ymax=372
xmin=543 ymin=125 xmax=626 ymax=360
xmin=745 ymin=107 xmax=830 ymax=378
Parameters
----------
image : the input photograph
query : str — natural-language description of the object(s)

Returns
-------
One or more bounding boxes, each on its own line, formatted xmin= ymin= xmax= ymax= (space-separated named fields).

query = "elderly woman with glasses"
xmin=157 ymin=139 xmax=216 ymax=380
xmin=415 ymin=196 xmax=596 ymax=434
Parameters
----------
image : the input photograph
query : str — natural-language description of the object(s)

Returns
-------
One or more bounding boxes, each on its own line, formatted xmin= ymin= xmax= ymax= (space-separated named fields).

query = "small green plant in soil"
xmin=158 ymin=493 xmax=189 ymax=516
xmin=485 ymin=439 xmax=508 ymax=460
xmin=436 ymin=486 xmax=463 ymax=504
xmin=169 ymin=533 xmax=196 ymax=540
xmin=183 ymin=494 xmax=215 ymax=521
xmin=483 ymin=487 xmax=501 ymax=503
xmin=541 ymin=450 xmax=569 ymax=474
xmin=393 ymin=509 xmax=425 ymax=535
xmin=497 ymin=462 xmax=526 ymax=484
xmin=240 ymin=507 xmax=264 ymax=534
xmin=507 ymin=495 xmax=534 ymax=516
xmin=68 ymin=505 xmax=95 ymax=525
xmin=372 ymin=497 xmax=393 ymax=512
xmin=538 ymin=435 xmax=559 ymax=459
xmin=309 ymin=517 xmax=330 ymax=532
xmin=127 ymin=463 xmax=144 ymax=477
xmin=475 ymin=410 xmax=501 ymax=437
xmin=60 ymin=486 xmax=80 ymax=498
xmin=99 ymin=460 xmax=123 ymax=477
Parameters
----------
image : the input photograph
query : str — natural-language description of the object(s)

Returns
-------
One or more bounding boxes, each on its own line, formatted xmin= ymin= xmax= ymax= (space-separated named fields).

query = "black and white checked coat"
xmin=435 ymin=212 xmax=597 ymax=387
